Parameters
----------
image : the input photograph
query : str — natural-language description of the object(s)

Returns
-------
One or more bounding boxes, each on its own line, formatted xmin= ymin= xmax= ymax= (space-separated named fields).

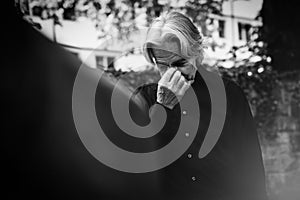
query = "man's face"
xmin=152 ymin=41 xmax=197 ymax=81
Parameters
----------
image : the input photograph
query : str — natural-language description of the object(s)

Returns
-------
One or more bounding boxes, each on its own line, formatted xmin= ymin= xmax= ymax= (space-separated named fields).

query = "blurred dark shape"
xmin=62 ymin=0 xmax=77 ymax=21
xmin=93 ymin=1 xmax=102 ymax=11
xmin=23 ymin=16 xmax=42 ymax=29
xmin=106 ymin=68 xmax=127 ymax=78
xmin=4 ymin=4 xmax=164 ymax=200
xmin=32 ymin=5 xmax=43 ymax=17
xmin=52 ymin=13 xmax=62 ymax=26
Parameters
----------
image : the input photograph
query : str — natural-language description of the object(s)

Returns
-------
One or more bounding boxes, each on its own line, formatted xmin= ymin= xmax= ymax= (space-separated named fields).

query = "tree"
xmin=185 ymin=0 xmax=223 ymax=36
xmin=261 ymin=0 xmax=300 ymax=71
xmin=17 ymin=0 xmax=225 ymax=41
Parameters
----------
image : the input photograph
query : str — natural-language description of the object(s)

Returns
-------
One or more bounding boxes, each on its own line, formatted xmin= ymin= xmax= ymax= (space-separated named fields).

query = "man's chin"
xmin=182 ymin=73 xmax=194 ymax=81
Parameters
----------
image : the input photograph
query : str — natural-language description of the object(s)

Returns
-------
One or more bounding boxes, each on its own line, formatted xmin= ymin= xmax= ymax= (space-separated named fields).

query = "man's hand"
xmin=157 ymin=68 xmax=192 ymax=109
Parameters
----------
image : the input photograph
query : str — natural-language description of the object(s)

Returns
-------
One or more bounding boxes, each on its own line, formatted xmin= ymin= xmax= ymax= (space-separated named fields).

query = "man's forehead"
xmin=163 ymin=41 xmax=180 ymax=52
xmin=152 ymin=41 xmax=182 ymax=59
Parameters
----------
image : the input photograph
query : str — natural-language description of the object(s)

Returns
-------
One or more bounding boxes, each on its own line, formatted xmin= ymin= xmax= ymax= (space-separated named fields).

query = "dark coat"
xmin=132 ymin=71 xmax=269 ymax=200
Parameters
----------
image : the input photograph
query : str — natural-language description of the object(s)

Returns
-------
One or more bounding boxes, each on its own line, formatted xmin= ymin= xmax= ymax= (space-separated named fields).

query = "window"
xmin=218 ymin=20 xmax=225 ymax=38
xmin=107 ymin=56 xmax=115 ymax=69
xmin=238 ymin=22 xmax=251 ymax=41
xmin=96 ymin=56 xmax=104 ymax=69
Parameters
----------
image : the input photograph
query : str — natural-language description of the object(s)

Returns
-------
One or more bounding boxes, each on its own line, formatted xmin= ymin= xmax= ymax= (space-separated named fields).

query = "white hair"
xmin=143 ymin=11 xmax=205 ymax=68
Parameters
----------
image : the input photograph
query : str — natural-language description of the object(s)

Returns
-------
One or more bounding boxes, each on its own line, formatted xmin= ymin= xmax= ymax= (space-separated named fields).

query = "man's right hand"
xmin=157 ymin=68 xmax=192 ymax=109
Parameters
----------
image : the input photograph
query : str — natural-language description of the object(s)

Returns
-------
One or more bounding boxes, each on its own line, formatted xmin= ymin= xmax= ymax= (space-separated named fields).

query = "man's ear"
xmin=195 ymin=56 xmax=203 ymax=69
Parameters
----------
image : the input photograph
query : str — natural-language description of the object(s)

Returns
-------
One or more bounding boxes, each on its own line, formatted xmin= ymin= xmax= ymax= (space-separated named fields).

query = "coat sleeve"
xmin=226 ymin=81 xmax=269 ymax=200
xmin=129 ymin=83 xmax=158 ymax=125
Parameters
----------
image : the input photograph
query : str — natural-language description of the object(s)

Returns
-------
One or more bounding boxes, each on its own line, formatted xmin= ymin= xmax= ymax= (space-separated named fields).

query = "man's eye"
xmin=171 ymin=59 xmax=187 ymax=68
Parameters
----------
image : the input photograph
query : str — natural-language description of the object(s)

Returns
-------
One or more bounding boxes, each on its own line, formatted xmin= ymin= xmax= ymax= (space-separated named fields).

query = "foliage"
xmin=184 ymin=0 xmax=223 ymax=36
xmin=16 ymin=0 xmax=224 ymax=41
xmin=217 ymin=26 xmax=300 ymax=141
xmin=261 ymin=0 xmax=300 ymax=71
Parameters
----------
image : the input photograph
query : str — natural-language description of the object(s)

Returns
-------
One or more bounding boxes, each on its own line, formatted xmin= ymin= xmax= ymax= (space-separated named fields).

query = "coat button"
xmin=191 ymin=176 xmax=196 ymax=181
xmin=187 ymin=154 xmax=192 ymax=159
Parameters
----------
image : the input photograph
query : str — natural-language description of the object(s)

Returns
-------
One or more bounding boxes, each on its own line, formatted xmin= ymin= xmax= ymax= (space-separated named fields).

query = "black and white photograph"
xmin=4 ymin=0 xmax=300 ymax=199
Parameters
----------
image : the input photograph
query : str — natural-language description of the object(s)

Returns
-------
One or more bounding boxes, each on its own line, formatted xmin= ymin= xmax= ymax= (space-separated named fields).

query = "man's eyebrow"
xmin=156 ymin=61 xmax=170 ymax=66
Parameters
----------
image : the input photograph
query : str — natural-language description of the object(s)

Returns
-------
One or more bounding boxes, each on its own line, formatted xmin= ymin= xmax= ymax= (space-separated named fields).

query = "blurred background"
xmin=15 ymin=0 xmax=300 ymax=199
